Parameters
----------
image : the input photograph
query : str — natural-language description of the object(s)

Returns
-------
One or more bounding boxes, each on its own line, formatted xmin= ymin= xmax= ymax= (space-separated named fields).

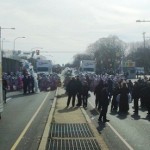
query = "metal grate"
xmin=50 ymin=123 xmax=94 ymax=138
xmin=47 ymin=139 xmax=101 ymax=150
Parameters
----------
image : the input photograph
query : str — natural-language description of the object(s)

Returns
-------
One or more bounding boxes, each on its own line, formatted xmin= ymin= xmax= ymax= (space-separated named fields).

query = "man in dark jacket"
xmin=28 ymin=75 xmax=34 ymax=93
xmin=3 ymin=78 xmax=8 ymax=103
xmin=76 ymin=76 xmax=83 ymax=107
xmin=111 ymin=83 xmax=120 ymax=112
xmin=98 ymin=83 xmax=110 ymax=123
xmin=22 ymin=75 xmax=29 ymax=94
xmin=132 ymin=81 xmax=140 ymax=114
xmin=66 ymin=77 xmax=77 ymax=107
xmin=82 ymin=81 xmax=89 ymax=108
xmin=94 ymin=80 xmax=104 ymax=110
xmin=141 ymin=81 xmax=150 ymax=116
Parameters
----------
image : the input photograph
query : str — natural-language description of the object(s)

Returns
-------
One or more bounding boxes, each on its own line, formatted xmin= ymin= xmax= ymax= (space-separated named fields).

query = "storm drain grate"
xmin=50 ymin=123 xmax=94 ymax=138
xmin=47 ymin=139 xmax=101 ymax=150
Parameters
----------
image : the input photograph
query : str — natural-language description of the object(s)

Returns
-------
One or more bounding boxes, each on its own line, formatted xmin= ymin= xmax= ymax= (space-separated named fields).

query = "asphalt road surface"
xmin=1 ymin=75 xmax=150 ymax=150
xmin=86 ymin=92 xmax=150 ymax=150
xmin=0 ymin=90 xmax=55 ymax=150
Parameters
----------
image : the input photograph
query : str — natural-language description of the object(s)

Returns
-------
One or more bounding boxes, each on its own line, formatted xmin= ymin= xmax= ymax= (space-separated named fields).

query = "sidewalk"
xmin=39 ymin=87 xmax=108 ymax=150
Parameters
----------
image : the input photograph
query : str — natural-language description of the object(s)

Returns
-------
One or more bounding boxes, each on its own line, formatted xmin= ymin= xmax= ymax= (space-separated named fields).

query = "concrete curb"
xmin=81 ymin=107 xmax=109 ymax=150
xmin=38 ymin=88 xmax=59 ymax=150
xmin=38 ymin=87 xmax=108 ymax=150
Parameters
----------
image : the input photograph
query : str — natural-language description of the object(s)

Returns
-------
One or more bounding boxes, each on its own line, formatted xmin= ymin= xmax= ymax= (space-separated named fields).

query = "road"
xmin=0 ymin=90 xmax=55 ymax=150
xmin=0 ymin=75 xmax=150 ymax=150
xmin=62 ymin=73 xmax=150 ymax=149
xmin=86 ymin=91 xmax=150 ymax=150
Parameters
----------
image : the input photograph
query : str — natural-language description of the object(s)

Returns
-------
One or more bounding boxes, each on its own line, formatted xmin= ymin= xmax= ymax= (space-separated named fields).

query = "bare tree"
xmin=86 ymin=35 xmax=126 ymax=74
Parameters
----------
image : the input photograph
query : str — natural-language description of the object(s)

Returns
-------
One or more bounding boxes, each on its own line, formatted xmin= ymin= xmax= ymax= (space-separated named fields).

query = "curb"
xmin=81 ymin=108 xmax=109 ymax=150
xmin=38 ymin=88 xmax=59 ymax=150
xmin=38 ymin=87 xmax=108 ymax=150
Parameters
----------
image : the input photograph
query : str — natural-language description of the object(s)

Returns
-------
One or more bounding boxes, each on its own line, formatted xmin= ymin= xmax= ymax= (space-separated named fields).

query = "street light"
xmin=13 ymin=36 xmax=26 ymax=51
xmin=0 ymin=26 xmax=15 ymax=119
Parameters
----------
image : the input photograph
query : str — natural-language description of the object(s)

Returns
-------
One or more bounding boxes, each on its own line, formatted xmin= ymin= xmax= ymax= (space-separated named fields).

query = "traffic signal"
xmin=36 ymin=50 xmax=40 ymax=55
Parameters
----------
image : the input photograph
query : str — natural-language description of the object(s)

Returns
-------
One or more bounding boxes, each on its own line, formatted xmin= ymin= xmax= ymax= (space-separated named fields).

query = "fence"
xmin=2 ymin=57 xmax=22 ymax=73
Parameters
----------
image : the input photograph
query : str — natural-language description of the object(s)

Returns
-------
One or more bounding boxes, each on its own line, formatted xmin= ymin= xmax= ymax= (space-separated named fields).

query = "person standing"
xmin=111 ymin=83 xmax=120 ymax=112
xmin=127 ymin=80 xmax=133 ymax=95
xmin=98 ymin=83 xmax=110 ymax=123
xmin=138 ymin=78 xmax=146 ymax=108
xmin=28 ymin=75 xmax=34 ymax=93
xmin=132 ymin=81 xmax=140 ymax=114
xmin=76 ymin=76 xmax=83 ymax=107
xmin=82 ymin=81 xmax=89 ymax=108
xmin=66 ymin=77 xmax=77 ymax=107
xmin=118 ymin=82 xmax=129 ymax=114
xmin=22 ymin=75 xmax=29 ymax=94
xmin=94 ymin=80 xmax=104 ymax=110
xmin=141 ymin=81 xmax=150 ymax=116
xmin=107 ymin=77 xmax=113 ymax=101
xmin=3 ymin=78 xmax=8 ymax=103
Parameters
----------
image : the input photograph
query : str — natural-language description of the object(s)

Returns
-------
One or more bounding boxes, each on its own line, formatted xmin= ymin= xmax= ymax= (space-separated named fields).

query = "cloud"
xmin=1 ymin=0 xmax=150 ymax=64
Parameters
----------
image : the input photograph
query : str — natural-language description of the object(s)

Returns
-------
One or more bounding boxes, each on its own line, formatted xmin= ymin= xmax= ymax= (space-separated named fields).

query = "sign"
xmin=81 ymin=60 xmax=95 ymax=68
xmin=124 ymin=61 xmax=135 ymax=67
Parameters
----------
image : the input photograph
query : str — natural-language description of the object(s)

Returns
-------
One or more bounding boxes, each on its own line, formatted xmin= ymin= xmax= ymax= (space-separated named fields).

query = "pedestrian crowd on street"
xmin=2 ymin=72 xmax=23 ymax=91
xmin=65 ymin=75 xmax=90 ymax=108
xmin=64 ymin=72 xmax=150 ymax=123
xmin=2 ymin=71 xmax=61 ymax=103
xmin=37 ymin=73 xmax=61 ymax=91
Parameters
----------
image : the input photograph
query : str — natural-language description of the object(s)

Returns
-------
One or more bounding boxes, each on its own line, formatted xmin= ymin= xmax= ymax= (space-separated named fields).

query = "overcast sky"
xmin=1 ymin=0 xmax=150 ymax=64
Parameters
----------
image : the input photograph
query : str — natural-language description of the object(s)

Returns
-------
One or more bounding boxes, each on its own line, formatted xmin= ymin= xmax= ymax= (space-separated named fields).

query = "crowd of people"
xmin=37 ymin=73 xmax=61 ymax=91
xmin=2 ymin=71 xmax=61 ymax=103
xmin=64 ymin=72 xmax=150 ymax=123
xmin=2 ymin=72 xmax=23 ymax=91
xmin=2 ymin=69 xmax=150 ymax=123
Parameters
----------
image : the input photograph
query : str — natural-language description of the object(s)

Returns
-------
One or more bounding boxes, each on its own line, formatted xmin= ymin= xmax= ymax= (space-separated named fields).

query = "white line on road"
xmin=88 ymin=101 xmax=134 ymax=150
xmin=107 ymin=122 xmax=134 ymax=150
xmin=11 ymin=92 xmax=50 ymax=150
